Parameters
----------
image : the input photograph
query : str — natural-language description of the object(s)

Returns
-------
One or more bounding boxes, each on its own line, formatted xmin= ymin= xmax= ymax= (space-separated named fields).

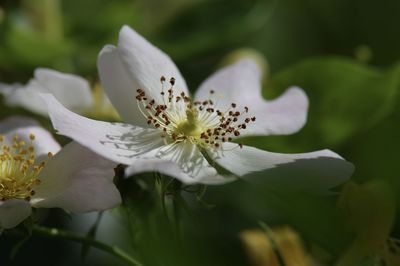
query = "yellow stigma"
xmin=135 ymin=76 xmax=256 ymax=149
xmin=176 ymin=109 xmax=203 ymax=138
xmin=0 ymin=134 xmax=46 ymax=201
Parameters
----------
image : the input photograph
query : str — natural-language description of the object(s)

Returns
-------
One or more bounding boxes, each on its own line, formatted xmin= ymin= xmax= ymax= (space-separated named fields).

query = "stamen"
xmin=0 ymin=133 xmax=51 ymax=201
xmin=134 ymin=77 xmax=256 ymax=150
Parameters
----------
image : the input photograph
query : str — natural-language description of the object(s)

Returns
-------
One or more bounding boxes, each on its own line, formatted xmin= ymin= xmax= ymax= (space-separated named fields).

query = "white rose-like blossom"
xmin=0 ymin=116 xmax=121 ymax=229
xmin=41 ymin=25 xmax=354 ymax=188
xmin=0 ymin=69 xmax=119 ymax=120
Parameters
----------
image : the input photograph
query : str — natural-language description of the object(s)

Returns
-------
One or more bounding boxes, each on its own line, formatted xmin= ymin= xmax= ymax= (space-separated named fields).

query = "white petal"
xmin=0 ymin=116 xmax=60 ymax=160
xmin=32 ymin=142 xmax=121 ymax=213
xmin=42 ymin=93 xmax=164 ymax=165
xmin=125 ymin=143 xmax=234 ymax=185
xmin=98 ymin=45 xmax=149 ymax=127
xmin=0 ymin=82 xmax=19 ymax=96
xmin=117 ymin=25 xmax=188 ymax=103
xmin=209 ymin=142 xmax=354 ymax=191
xmin=248 ymin=87 xmax=308 ymax=136
xmin=0 ymin=199 xmax=31 ymax=229
xmin=4 ymin=69 xmax=93 ymax=116
xmin=195 ymin=59 xmax=308 ymax=136
xmin=33 ymin=68 xmax=93 ymax=113
xmin=5 ymin=85 xmax=48 ymax=115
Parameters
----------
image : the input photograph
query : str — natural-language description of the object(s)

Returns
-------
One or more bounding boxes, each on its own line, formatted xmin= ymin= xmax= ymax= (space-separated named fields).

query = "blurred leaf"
xmin=157 ymin=0 xmax=272 ymax=61
xmin=243 ymin=57 xmax=400 ymax=152
xmin=303 ymin=0 xmax=400 ymax=66
xmin=341 ymin=113 xmax=400 ymax=186
xmin=338 ymin=181 xmax=396 ymax=243
xmin=336 ymin=180 xmax=396 ymax=266
xmin=21 ymin=0 xmax=64 ymax=42
xmin=0 ymin=24 xmax=72 ymax=70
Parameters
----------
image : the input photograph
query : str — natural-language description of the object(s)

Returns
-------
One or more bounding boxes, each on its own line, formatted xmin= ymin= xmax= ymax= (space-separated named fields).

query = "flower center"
xmin=175 ymin=109 xmax=202 ymax=137
xmin=135 ymin=76 xmax=256 ymax=149
xmin=0 ymin=134 xmax=52 ymax=202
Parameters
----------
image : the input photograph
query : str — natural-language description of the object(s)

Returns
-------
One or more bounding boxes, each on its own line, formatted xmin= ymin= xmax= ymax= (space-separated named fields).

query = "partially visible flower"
xmin=0 ymin=116 xmax=121 ymax=229
xmin=0 ymin=68 xmax=119 ymax=120
xmin=41 ymin=25 xmax=354 ymax=188
xmin=240 ymin=226 xmax=310 ymax=266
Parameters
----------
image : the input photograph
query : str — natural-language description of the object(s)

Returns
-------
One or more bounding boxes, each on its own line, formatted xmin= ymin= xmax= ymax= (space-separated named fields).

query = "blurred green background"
xmin=1 ymin=0 xmax=400 ymax=265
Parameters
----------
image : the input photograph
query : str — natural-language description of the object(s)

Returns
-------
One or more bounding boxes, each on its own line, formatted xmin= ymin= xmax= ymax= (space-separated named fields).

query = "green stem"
xmin=32 ymin=225 xmax=143 ymax=266
xmin=155 ymin=172 xmax=168 ymax=220
xmin=258 ymin=221 xmax=286 ymax=266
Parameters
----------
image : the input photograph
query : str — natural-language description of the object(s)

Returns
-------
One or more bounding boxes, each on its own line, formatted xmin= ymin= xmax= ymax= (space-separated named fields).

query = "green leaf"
xmin=156 ymin=0 xmax=272 ymax=62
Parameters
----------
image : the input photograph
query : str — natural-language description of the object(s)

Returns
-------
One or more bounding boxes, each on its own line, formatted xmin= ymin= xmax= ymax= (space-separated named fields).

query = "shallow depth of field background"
xmin=0 ymin=0 xmax=400 ymax=265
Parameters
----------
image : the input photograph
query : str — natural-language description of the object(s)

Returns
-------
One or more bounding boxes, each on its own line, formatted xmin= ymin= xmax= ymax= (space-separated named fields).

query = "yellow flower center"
xmin=0 ymin=134 xmax=52 ymax=202
xmin=175 ymin=109 xmax=203 ymax=138
xmin=135 ymin=76 xmax=256 ymax=149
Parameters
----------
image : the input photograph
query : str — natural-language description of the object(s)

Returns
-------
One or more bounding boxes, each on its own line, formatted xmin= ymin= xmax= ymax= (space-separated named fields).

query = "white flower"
xmin=0 ymin=116 xmax=121 ymax=229
xmin=0 ymin=69 xmax=119 ymax=120
xmin=41 ymin=25 xmax=354 ymax=188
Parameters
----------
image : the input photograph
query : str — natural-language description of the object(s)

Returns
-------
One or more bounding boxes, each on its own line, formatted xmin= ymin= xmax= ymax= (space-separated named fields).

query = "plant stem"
xmin=32 ymin=225 xmax=143 ymax=266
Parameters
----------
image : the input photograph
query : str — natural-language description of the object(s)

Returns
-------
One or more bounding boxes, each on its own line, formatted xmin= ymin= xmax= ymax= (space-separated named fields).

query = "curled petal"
xmin=98 ymin=45 xmax=149 ymax=126
xmin=195 ymin=60 xmax=308 ymax=136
